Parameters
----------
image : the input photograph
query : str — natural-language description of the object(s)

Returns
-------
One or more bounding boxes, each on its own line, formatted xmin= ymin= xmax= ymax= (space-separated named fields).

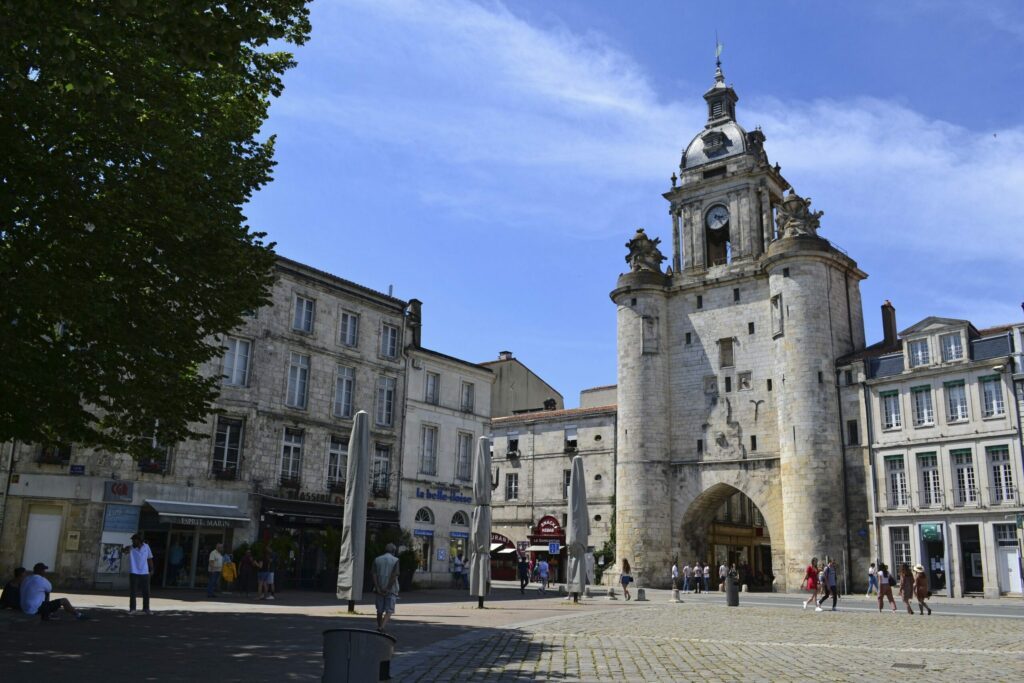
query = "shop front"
xmin=490 ymin=532 xmax=517 ymax=580
xmin=527 ymin=515 xmax=566 ymax=582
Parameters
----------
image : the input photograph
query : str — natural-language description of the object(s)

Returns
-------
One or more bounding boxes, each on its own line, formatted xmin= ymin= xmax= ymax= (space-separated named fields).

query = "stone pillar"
xmin=671 ymin=208 xmax=682 ymax=273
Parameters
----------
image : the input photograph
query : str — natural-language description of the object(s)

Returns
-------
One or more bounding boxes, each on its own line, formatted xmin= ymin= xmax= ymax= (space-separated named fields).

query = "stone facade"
xmin=481 ymin=351 xmax=563 ymax=417
xmin=399 ymin=345 xmax=493 ymax=587
xmin=839 ymin=314 xmax=1023 ymax=597
xmin=612 ymin=63 xmax=869 ymax=590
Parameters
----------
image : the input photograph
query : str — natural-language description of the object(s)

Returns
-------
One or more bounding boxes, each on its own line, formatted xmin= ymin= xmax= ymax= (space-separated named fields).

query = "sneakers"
xmin=815 ymin=606 xmax=823 ymax=612
xmin=266 ymin=595 xmax=275 ymax=600
xmin=144 ymin=610 xmax=153 ymax=615
xmin=802 ymin=602 xmax=807 ymax=610
xmin=831 ymin=607 xmax=837 ymax=611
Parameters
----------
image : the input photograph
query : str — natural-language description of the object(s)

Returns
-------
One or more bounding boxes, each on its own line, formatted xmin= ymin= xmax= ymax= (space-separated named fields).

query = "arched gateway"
xmin=612 ymin=61 xmax=870 ymax=591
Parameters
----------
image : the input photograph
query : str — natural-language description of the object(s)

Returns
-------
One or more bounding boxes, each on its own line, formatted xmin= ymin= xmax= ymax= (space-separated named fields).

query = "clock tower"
xmin=612 ymin=60 xmax=869 ymax=590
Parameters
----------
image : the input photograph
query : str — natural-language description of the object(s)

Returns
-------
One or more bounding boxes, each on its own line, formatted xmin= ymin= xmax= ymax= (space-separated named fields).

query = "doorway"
xmin=958 ymin=525 xmax=983 ymax=594
xmin=22 ymin=504 xmax=62 ymax=570
xmin=918 ymin=523 xmax=946 ymax=593
xmin=995 ymin=523 xmax=1022 ymax=594
xmin=164 ymin=531 xmax=195 ymax=587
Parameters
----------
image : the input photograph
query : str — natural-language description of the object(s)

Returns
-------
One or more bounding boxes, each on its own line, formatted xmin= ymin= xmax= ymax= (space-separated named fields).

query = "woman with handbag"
xmin=877 ymin=563 xmax=897 ymax=612
xmin=620 ymin=558 xmax=633 ymax=601
xmin=897 ymin=564 xmax=914 ymax=614
xmin=800 ymin=556 xmax=819 ymax=609
xmin=912 ymin=564 xmax=932 ymax=615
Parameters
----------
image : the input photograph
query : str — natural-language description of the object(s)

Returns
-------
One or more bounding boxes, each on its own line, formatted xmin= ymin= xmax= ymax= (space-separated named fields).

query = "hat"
xmin=913 ymin=564 xmax=925 ymax=573
xmin=33 ymin=562 xmax=48 ymax=573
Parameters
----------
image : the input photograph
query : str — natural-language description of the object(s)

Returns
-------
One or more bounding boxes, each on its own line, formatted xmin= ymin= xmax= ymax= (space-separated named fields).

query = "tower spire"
xmin=714 ymin=34 xmax=724 ymax=83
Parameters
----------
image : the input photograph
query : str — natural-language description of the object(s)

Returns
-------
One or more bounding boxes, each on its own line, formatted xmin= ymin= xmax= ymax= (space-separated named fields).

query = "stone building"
xmin=838 ymin=307 xmax=1023 ymax=597
xmin=399 ymin=319 xmax=494 ymax=587
xmin=481 ymin=351 xmax=563 ymax=417
xmin=0 ymin=256 xmax=412 ymax=590
xmin=489 ymin=395 xmax=616 ymax=583
xmin=611 ymin=61 xmax=870 ymax=591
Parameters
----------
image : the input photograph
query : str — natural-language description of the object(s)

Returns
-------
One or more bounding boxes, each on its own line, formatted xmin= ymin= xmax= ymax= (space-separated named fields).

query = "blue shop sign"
xmin=104 ymin=504 xmax=141 ymax=533
xmin=413 ymin=529 xmax=434 ymax=537
xmin=415 ymin=486 xmax=472 ymax=504
xmin=450 ymin=531 xmax=470 ymax=539
xmin=69 ymin=465 xmax=86 ymax=476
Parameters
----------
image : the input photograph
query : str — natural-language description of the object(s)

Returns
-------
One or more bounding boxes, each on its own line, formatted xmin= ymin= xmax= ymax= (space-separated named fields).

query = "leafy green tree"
xmin=0 ymin=1 xmax=311 ymax=458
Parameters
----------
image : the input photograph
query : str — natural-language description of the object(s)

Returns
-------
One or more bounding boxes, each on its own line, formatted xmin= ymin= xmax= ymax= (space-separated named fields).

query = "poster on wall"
xmin=98 ymin=543 xmax=123 ymax=573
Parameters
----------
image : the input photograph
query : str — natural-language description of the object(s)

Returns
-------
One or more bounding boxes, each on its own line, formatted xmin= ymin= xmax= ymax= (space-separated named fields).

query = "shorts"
xmin=258 ymin=572 xmax=273 ymax=583
xmin=375 ymin=593 xmax=396 ymax=615
xmin=39 ymin=599 xmax=64 ymax=618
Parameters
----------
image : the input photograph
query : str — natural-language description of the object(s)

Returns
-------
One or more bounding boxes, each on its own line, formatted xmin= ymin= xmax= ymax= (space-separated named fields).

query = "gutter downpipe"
xmin=834 ymin=372 xmax=852 ymax=596
xmin=861 ymin=381 xmax=881 ymax=566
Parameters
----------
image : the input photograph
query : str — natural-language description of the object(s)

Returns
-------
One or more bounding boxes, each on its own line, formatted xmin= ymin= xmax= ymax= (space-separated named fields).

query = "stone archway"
xmin=673 ymin=459 xmax=788 ymax=591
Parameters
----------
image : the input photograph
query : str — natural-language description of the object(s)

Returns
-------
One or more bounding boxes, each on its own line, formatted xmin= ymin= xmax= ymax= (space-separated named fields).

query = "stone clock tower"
xmin=611 ymin=61 xmax=869 ymax=590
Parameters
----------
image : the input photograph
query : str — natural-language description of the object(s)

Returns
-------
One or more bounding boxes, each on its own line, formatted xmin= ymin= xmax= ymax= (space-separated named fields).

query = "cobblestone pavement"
xmin=393 ymin=599 xmax=1024 ymax=682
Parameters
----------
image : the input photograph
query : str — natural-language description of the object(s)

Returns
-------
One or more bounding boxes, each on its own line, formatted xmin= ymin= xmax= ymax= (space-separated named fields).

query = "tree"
xmin=0 ymin=1 xmax=311 ymax=458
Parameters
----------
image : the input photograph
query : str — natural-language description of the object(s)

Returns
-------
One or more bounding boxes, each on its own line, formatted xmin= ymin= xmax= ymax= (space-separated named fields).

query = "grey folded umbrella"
xmin=468 ymin=436 xmax=492 ymax=599
xmin=336 ymin=410 xmax=369 ymax=602
xmin=566 ymin=455 xmax=589 ymax=595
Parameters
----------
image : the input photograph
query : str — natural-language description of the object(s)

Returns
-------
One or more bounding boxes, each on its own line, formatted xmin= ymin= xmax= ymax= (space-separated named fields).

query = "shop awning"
xmin=527 ymin=545 xmax=554 ymax=552
xmin=146 ymin=499 xmax=249 ymax=527
xmin=497 ymin=547 xmax=517 ymax=554
xmin=489 ymin=542 xmax=505 ymax=552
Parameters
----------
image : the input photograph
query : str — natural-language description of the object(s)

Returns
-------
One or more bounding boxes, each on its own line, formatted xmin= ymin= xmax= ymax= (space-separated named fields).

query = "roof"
xmin=976 ymin=324 xmax=1015 ymax=337
xmin=491 ymin=404 xmax=617 ymax=427
xmin=581 ymin=384 xmax=617 ymax=393
xmin=275 ymin=255 xmax=407 ymax=309
xmin=414 ymin=347 xmax=494 ymax=374
xmin=837 ymin=339 xmax=903 ymax=365
xmin=477 ymin=356 xmax=563 ymax=399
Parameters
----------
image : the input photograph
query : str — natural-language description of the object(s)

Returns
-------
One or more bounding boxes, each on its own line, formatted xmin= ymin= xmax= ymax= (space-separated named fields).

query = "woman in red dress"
xmin=801 ymin=556 xmax=819 ymax=609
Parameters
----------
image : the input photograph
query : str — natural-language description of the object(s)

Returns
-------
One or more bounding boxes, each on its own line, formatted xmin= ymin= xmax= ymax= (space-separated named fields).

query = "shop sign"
xmin=415 ymin=486 xmax=472 ymax=504
xmin=548 ymin=542 xmax=561 ymax=555
xmin=437 ymin=547 xmax=448 ymax=562
xmin=278 ymin=489 xmax=344 ymax=505
xmin=920 ymin=523 xmax=943 ymax=541
xmin=103 ymin=504 xmax=141 ymax=532
xmin=69 ymin=465 xmax=86 ymax=476
xmin=103 ymin=480 xmax=134 ymax=502
xmin=517 ymin=541 xmax=529 ymax=552
xmin=172 ymin=517 xmax=234 ymax=528
xmin=534 ymin=515 xmax=562 ymax=535
xmin=450 ymin=531 xmax=469 ymax=539
xmin=491 ymin=531 xmax=512 ymax=547
xmin=413 ymin=529 xmax=434 ymax=537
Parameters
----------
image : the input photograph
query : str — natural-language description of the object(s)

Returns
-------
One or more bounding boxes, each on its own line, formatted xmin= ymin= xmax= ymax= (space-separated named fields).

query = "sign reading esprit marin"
xmin=415 ymin=487 xmax=472 ymax=504
xmin=103 ymin=480 xmax=134 ymax=503
xmin=172 ymin=517 xmax=234 ymax=528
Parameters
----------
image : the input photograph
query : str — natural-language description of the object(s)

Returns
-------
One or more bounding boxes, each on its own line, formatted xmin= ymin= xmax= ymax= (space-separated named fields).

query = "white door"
xmin=21 ymin=504 xmax=63 ymax=570
xmin=997 ymin=547 xmax=1022 ymax=594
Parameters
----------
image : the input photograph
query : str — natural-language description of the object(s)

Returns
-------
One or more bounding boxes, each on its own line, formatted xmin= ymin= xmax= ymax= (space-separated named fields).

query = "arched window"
xmin=451 ymin=510 xmax=469 ymax=526
xmin=414 ymin=507 xmax=434 ymax=524
xmin=704 ymin=204 xmax=731 ymax=266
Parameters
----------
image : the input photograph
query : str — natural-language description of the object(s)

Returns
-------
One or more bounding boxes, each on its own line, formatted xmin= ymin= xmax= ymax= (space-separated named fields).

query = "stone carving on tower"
xmin=624 ymin=228 xmax=666 ymax=273
xmin=775 ymin=190 xmax=824 ymax=238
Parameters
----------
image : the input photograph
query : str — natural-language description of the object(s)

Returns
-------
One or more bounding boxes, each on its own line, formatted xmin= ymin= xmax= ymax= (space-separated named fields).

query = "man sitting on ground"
xmin=1 ymin=567 xmax=26 ymax=610
xmin=20 ymin=563 xmax=86 ymax=621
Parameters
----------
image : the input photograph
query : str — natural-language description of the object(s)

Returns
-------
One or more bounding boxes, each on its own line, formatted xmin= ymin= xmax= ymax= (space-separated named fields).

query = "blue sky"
xmin=246 ymin=0 xmax=1024 ymax=407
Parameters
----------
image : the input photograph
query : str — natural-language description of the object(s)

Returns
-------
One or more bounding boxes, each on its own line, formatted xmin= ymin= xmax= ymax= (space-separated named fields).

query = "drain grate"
xmin=892 ymin=663 xmax=926 ymax=670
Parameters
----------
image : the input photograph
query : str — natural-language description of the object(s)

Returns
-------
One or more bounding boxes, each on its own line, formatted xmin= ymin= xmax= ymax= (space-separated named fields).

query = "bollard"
xmin=323 ymin=628 xmax=396 ymax=682
xmin=671 ymin=588 xmax=682 ymax=603
xmin=607 ymin=587 xmax=618 ymax=600
xmin=635 ymin=588 xmax=647 ymax=601
xmin=725 ymin=576 xmax=739 ymax=607
xmin=585 ymin=586 xmax=593 ymax=598
xmin=558 ymin=584 xmax=567 ymax=596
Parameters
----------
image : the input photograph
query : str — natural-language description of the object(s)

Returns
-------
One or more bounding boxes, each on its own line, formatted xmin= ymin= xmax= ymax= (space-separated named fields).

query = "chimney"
xmin=881 ymin=300 xmax=897 ymax=348
xmin=498 ymin=350 xmax=513 ymax=361
xmin=407 ymin=299 xmax=422 ymax=348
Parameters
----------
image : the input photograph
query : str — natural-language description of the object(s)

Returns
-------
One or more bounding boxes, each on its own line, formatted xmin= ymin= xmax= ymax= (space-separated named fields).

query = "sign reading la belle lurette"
xmin=415 ymin=486 xmax=472 ymax=504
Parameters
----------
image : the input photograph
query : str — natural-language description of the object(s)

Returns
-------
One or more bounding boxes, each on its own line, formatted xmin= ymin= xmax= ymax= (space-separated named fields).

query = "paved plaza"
xmin=2 ymin=585 xmax=1022 ymax=682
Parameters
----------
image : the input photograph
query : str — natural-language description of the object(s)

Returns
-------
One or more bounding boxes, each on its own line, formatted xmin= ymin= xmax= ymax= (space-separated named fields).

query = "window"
xmin=507 ymin=433 xmax=519 ymax=455
xmin=945 ymin=381 xmax=968 ymax=422
xmin=952 ymin=449 xmax=977 ymax=506
xmin=414 ymin=507 xmax=434 ymax=524
xmin=846 ymin=419 xmax=859 ymax=446
xmin=818 ymin=371 xmax=824 ymax=384
xmin=222 ymin=337 xmax=251 ymax=386
xmin=685 ymin=332 xmax=692 ymax=345
xmin=564 ymin=426 xmax=578 ymax=452
xmin=375 ymin=376 xmax=396 ymax=426
xmin=767 ymin=378 xmax=773 ymax=391
xmin=704 ymin=376 xmax=718 ymax=395
xmin=696 ymin=295 xmax=703 ymax=309
xmin=420 ymin=425 xmax=438 ymax=475
xmin=372 ymin=444 xmax=391 ymax=497
xmin=505 ymin=473 xmax=519 ymax=500
xmin=770 ymin=294 xmax=784 ymax=336
xmin=697 ymin=439 xmax=704 ymax=455
xmin=940 ymin=332 xmax=963 ymax=362
xmin=881 ymin=391 xmax=902 ymax=430
xmin=38 ymin=444 xmax=72 ymax=464
xmin=380 ymin=323 xmax=399 ymax=358
xmin=782 ymin=267 xmax=790 ymax=278
xmin=293 ymin=295 xmax=315 ymax=333
xmin=456 ymin=432 xmax=473 ymax=481
xmin=890 ymin=527 xmax=912 ymax=567
xmin=988 ymin=446 xmax=1014 ymax=504
xmin=733 ymin=288 xmax=740 ymax=302
xmin=333 ymin=365 xmax=355 ymax=418
xmin=460 ymin=382 xmax=475 ymax=412
xmin=452 ymin=511 xmax=469 ymax=526
xmin=995 ymin=523 xmax=1018 ymax=546
xmin=908 ymin=339 xmax=930 ymax=367
xmin=327 ymin=436 xmax=347 ymax=489
xmin=845 ymin=369 xmax=854 ymax=385
xmin=285 ymin=352 xmax=310 ymax=409
xmin=750 ymin=435 xmax=757 ymax=451
xmin=911 ymin=386 xmax=934 ymax=426
xmin=339 ymin=311 xmax=359 ymax=347
xmin=563 ymin=469 xmax=572 ymax=499
xmin=425 ymin=372 xmax=440 ymax=405
xmin=280 ymin=428 xmax=303 ymax=483
xmin=981 ymin=377 xmax=1005 ymax=417
xmin=724 ymin=376 xmax=732 ymax=393
xmin=719 ymin=338 xmax=734 ymax=368
xmin=212 ymin=417 xmax=243 ymax=476
xmin=737 ymin=372 xmax=751 ymax=391
xmin=748 ymin=321 xmax=755 ymax=335
xmin=918 ymin=453 xmax=942 ymax=508
xmin=885 ymin=456 xmax=908 ymax=509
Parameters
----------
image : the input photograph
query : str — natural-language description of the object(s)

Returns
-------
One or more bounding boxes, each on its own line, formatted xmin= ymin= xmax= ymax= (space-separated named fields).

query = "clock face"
xmin=706 ymin=205 xmax=730 ymax=231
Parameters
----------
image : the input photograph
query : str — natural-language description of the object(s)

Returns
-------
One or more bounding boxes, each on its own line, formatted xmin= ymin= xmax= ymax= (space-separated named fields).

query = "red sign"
xmin=491 ymin=531 xmax=513 ymax=547
xmin=534 ymin=515 xmax=562 ymax=536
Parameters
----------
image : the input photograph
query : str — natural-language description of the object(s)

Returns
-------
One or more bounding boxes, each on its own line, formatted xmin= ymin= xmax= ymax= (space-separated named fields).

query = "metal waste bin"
xmin=323 ymin=628 xmax=397 ymax=682
xmin=725 ymin=575 xmax=739 ymax=607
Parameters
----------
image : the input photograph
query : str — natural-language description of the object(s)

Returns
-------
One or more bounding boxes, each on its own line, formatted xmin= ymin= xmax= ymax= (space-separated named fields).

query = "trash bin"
xmin=323 ymin=628 xmax=397 ymax=682
xmin=725 ymin=575 xmax=739 ymax=607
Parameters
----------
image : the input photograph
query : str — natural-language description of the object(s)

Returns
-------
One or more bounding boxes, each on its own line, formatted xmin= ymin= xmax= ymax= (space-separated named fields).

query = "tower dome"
xmin=680 ymin=60 xmax=750 ymax=169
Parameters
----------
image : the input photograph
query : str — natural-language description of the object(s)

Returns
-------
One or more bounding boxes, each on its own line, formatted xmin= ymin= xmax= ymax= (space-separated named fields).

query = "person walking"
xmin=877 ymin=563 xmax=897 ymax=612
xmin=702 ymin=562 xmax=711 ymax=592
xmin=238 ymin=550 xmax=256 ymax=598
xmin=671 ymin=561 xmax=679 ymax=590
xmin=207 ymin=542 xmax=224 ymax=598
xmin=517 ymin=553 xmax=530 ymax=594
xmin=898 ymin=564 xmax=914 ymax=614
xmin=912 ymin=564 xmax=932 ymax=615
xmin=371 ymin=543 xmax=401 ymax=634
xmin=866 ymin=562 xmax=878 ymax=597
xmin=682 ymin=562 xmax=692 ymax=593
xmin=801 ymin=556 xmax=819 ymax=609
xmin=121 ymin=533 xmax=154 ymax=614
xmin=453 ymin=552 xmax=466 ymax=589
xmin=537 ymin=557 xmax=550 ymax=594
xmin=718 ymin=561 xmax=728 ymax=592
xmin=620 ymin=558 xmax=633 ymax=600
xmin=221 ymin=553 xmax=237 ymax=594
xmin=693 ymin=562 xmax=702 ymax=594
xmin=816 ymin=559 xmax=838 ymax=611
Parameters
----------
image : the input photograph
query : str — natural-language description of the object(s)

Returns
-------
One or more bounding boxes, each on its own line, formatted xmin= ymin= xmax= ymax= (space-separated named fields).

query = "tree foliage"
xmin=0 ymin=1 xmax=311 ymax=458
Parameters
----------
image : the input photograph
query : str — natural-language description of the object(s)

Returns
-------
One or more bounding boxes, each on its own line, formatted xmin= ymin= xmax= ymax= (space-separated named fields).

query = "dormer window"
xmin=940 ymin=332 xmax=963 ymax=362
xmin=702 ymin=130 xmax=728 ymax=155
xmin=711 ymin=101 xmax=724 ymax=118
xmin=908 ymin=339 xmax=930 ymax=368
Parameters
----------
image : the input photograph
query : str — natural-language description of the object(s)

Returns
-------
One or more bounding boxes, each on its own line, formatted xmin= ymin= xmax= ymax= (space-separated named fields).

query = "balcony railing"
xmin=327 ymin=477 xmax=346 ymax=493
xmin=952 ymin=486 xmax=979 ymax=508
xmin=988 ymin=485 xmax=1019 ymax=506
xmin=212 ymin=465 xmax=238 ymax=481
xmin=279 ymin=475 xmax=301 ymax=489
xmin=886 ymin=492 xmax=910 ymax=510
xmin=915 ymin=489 xmax=945 ymax=510
xmin=372 ymin=483 xmax=390 ymax=498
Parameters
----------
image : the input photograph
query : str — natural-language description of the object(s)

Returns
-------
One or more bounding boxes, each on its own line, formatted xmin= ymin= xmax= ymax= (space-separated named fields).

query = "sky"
xmin=245 ymin=0 xmax=1024 ymax=407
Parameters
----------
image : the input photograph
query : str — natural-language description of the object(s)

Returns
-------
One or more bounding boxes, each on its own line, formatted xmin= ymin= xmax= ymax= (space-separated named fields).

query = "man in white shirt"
xmin=207 ymin=543 xmax=224 ymax=598
xmin=372 ymin=543 xmax=400 ymax=634
xmin=719 ymin=562 xmax=728 ymax=591
xmin=21 ymin=563 xmax=85 ymax=621
xmin=682 ymin=563 xmax=692 ymax=592
xmin=671 ymin=561 xmax=680 ymax=590
xmin=121 ymin=533 xmax=154 ymax=614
